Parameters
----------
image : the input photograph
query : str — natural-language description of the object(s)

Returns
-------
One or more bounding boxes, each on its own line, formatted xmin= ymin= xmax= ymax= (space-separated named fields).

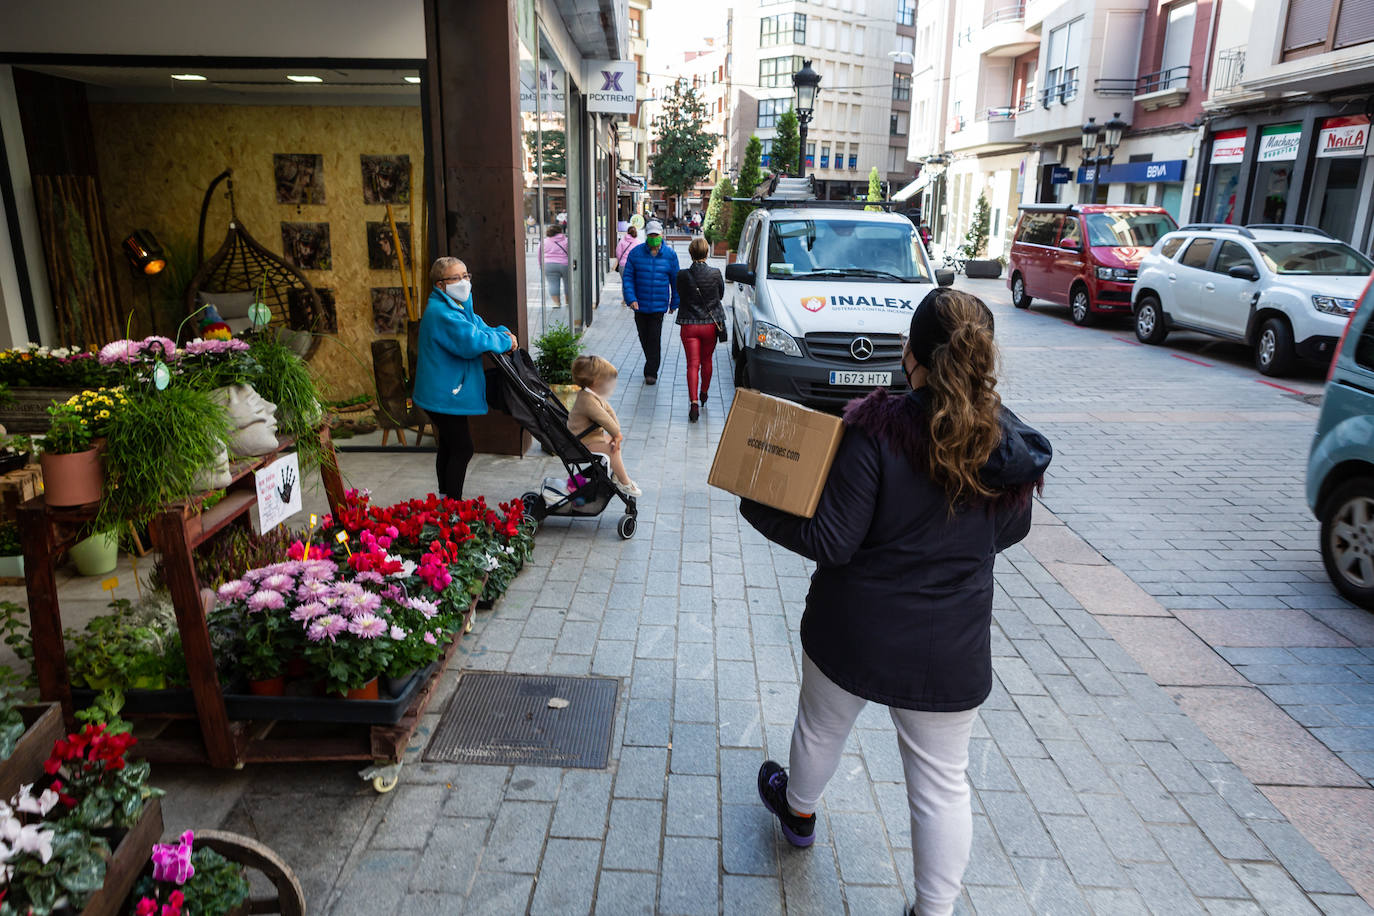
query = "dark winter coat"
xmin=621 ymin=243 xmax=680 ymax=314
xmin=675 ymin=262 xmax=726 ymax=326
xmin=740 ymin=387 xmax=1052 ymax=711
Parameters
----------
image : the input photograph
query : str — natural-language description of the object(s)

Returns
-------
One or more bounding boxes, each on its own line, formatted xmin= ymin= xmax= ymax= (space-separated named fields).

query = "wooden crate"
xmin=0 ymin=703 xmax=62 ymax=801
xmin=79 ymin=797 xmax=164 ymax=916
xmin=0 ymin=465 xmax=42 ymax=522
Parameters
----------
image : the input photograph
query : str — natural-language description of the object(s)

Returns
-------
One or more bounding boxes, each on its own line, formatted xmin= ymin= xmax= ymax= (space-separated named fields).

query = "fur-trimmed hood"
xmin=842 ymin=387 xmax=1051 ymax=494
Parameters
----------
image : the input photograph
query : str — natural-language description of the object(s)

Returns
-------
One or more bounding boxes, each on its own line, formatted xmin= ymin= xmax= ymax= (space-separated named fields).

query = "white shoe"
xmin=615 ymin=479 xmax=643 ymax=498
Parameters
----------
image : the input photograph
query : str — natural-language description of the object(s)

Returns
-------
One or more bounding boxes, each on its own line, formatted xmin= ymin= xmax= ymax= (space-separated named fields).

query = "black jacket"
xmin=741 ymin=388 xmax=1052 ymax=711
xmin=674 ymin=262 xmax=725 ymax=326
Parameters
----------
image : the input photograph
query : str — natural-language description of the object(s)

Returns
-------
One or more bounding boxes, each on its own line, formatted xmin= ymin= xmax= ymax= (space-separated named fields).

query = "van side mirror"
xmin=935 ymin=269 xmax=955 ymax=287
xmin=1228 ymin=264 xmax=1259 ymax=281
xmin=725 ymin=262 xmax=756 ymax=286
xmin=1060 ymin=237 xmax=1080 ymax=250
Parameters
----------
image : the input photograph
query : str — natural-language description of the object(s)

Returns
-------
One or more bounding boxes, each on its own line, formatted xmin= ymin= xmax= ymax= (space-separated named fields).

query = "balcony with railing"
xmin=1095 ymin=65 xmax=1190 ymax=109
xmin=947 ymin=104 xmax=1020 ymax=150
xmin=1212 ymin=47 xmax=1246 ymax=96
xmin=978 ymin=2 xmax=1038 ymax=57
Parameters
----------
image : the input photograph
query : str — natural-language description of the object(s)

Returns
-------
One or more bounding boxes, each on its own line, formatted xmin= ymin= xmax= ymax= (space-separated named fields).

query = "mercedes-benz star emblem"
xmin=850 ymin=336 xmax=874 ymax=361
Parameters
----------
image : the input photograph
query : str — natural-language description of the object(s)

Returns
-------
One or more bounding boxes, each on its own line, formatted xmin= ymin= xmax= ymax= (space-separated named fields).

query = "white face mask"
xmin=445 ymin=279 xmax=471 ymax=301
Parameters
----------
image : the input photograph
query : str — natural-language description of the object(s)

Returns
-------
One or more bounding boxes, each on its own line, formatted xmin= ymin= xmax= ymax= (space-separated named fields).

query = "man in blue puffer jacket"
xmin=413 ymin=256 xmax=517 ymax=498
xmin=621 ymin=219 xmax=679 ymax=384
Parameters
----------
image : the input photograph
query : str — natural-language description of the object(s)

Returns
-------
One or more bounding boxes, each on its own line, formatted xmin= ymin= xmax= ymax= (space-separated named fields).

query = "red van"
xmin=1007 ymin=205 xmax=1177 ymax=325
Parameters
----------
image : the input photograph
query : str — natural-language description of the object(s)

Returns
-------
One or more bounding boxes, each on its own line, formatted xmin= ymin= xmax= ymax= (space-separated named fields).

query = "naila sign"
xmin=584 ymin=60 xmax=638 ymax=114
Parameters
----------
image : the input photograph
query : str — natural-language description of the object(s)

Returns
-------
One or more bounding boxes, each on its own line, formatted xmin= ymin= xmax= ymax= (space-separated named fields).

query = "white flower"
xmin=390 ymin=625 xmax=407 ymax=640
xmin=481 ymin=554 xmax=500 ymax=572
xmin=386 ymin=555 xmax=417 ymax=579
xmin=13 ymin=823 xmax=54 ymax=864
xmin=0 ymin=813 xmax=20 ymax=844
xmin=13 ymin=784 xmax=57 ymax=817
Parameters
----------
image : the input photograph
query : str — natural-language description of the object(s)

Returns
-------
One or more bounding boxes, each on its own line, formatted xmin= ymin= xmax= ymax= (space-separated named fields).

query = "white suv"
xmin=1131 ymin=224 xmax=1374 ymax=376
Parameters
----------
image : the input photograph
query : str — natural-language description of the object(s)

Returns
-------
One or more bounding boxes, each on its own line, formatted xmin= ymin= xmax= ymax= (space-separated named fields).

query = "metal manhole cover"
xmin=424 ymin=673 xmax=619 ymax=769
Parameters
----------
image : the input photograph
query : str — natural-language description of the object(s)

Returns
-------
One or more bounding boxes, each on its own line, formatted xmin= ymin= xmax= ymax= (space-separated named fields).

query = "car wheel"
xmin=1134 ymin=295 xmax=1168 ymax=345
xmin=1255 ymin=317 xmax=1295 ymax=376
xmin=1320 ymin=477 xmax=1374 ymax=609
xmin=734 ymin=349 xmax=751 ymax=389
xmin=1070 ymin=286 xmax=1093 ymax=326
xmin=1011 ymin=273 xmax=1031 ymax=309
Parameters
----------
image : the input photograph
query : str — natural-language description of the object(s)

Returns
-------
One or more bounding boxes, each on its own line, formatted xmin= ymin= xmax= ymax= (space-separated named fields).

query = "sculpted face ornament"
xmin=850 ymin=336 xmax=874 ymax=361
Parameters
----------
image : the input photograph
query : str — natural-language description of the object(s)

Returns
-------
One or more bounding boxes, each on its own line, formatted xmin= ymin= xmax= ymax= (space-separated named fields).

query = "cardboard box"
xmin=708 ymin=389 xmax=845 ymax=518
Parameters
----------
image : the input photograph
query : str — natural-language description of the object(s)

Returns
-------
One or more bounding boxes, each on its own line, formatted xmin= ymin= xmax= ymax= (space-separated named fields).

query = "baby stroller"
xmin=487 ymin=348 xmax=639 ymax=539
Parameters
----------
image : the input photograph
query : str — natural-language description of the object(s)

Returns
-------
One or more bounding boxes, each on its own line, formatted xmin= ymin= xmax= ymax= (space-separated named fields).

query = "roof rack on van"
xmin=729 ymin=174 xmax=900 ymax=209
xmin=1179 ymin=223 xmax=1256 ymax=239
xmin=1017 ymin=204 xmax=1077 ymax=212
xmin=1245 ymin=223 xmax=1332 ymax=237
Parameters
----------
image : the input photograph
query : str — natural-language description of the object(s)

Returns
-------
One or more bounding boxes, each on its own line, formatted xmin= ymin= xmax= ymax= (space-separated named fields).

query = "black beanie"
xmin=907 ymin=289 xmax=994 ymax=367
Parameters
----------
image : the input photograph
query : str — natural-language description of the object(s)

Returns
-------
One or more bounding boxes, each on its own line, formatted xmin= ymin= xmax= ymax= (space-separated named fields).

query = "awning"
xmin=617 ymin=169 xmax=645 ymax=191
xmin=891 ymin=172 xmax=932 ymax=202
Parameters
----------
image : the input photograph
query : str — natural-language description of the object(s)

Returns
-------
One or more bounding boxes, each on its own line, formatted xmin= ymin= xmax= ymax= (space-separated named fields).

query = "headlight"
xmin=1312 ymin=295 xmax=1356 ymax=316
xmin=754 ymin=321 xmax=802 ymax=357
xmin=1097 ymin=267 xmax=1133 ymax=281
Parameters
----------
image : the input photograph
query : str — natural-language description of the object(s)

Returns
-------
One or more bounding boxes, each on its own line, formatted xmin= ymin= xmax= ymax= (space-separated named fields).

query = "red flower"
xmin=135 ymin=897 xmax=158 ymax=916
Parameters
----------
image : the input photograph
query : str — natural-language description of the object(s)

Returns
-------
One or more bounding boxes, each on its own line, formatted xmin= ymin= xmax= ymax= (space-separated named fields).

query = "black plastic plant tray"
xmin=71 ymin=687 xmax=197 ymax=716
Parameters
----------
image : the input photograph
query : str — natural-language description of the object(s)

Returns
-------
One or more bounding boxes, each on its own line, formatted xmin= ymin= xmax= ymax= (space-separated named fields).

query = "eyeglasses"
xmin=443 ymin=272 xmax=472 ymax=281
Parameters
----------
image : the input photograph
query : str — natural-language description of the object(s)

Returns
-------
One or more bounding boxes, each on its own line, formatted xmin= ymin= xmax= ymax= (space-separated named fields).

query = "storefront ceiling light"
xmin=404 ymin=76 xmax=421 ymax=84
xmin=287 ymin=75 xmax=323 ymax=83
xmin=171 ymin=74 xmax=206 ymax=81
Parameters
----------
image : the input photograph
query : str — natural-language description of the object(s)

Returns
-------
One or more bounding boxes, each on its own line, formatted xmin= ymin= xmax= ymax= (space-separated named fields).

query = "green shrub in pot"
xmin=533 ymin=322 xmax=583 ymax=386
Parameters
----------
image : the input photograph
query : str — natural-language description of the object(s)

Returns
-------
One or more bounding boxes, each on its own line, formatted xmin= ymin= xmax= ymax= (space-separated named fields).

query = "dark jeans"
xmin=428 ymin=410 xmax=474 ymax=498
xmin=634 ymin=311 xmax=665 ymax=380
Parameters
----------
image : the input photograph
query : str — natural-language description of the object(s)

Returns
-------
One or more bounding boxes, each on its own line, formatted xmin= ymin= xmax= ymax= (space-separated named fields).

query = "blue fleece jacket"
xmin=621 ymin=242 xmax=680 ymax=314
xmin=412 ymin=287 xmax=513 ymax=417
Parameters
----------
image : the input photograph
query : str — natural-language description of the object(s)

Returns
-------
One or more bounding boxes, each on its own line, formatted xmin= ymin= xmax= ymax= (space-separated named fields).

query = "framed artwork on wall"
xmin=361 ymin=154 xmax=412 ymax=204
xmin=280 ymin=222 xmax=332 ymax=270
xmin=366 ymin=221 xmax=412 ymax=270
xmin=274 ymin=154 xmax=326 ymax=204
xmin=371 ymin=287 xmax=408 ymax=334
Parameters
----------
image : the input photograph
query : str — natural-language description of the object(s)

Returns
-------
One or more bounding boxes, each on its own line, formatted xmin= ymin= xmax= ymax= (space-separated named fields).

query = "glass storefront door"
xmin=1311 ymin=157 xmax=1363 ymax=241
xmin=1206 ymin=164 xmax=1242 ymax=223
xmin=1250 ymin=163 xmax=1293 ymax=223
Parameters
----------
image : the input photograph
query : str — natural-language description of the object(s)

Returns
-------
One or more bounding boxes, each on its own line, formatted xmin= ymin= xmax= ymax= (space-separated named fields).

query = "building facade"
xmin=617 ymin=0 xmax=653 ymax=221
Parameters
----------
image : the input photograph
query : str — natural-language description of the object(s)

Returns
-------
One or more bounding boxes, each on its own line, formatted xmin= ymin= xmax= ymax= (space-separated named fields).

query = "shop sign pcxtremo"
xmin=1210 ymin=128 xmax=1247 ymax=164
xmin=584 ymin=60 xmax=638 ymax=114
xmin=1316 ymin=115 xmax=1370 ymax=158
xmin=1257 ymin=123 xmax=1302 ymax=162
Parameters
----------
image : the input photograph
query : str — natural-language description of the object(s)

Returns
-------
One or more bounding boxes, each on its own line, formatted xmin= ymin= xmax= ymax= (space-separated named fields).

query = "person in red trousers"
xmin=674 ymin=237 xmax=726 ymax=423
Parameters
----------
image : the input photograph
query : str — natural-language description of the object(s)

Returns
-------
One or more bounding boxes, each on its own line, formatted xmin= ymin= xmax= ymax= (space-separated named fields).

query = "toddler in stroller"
xmin=568 ymin=355 xmax=641 ymax=497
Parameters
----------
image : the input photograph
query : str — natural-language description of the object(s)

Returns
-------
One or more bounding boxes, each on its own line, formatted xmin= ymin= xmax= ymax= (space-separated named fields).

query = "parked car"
xmin=725 ymin=179 xmax=953 ymax=412
xmin=1007 ymin=204 xmax=1177 ymax=325
xmin=1306 ymin=272 xmax=1374 ymax=608
xmin=1132 ymin=224 xmax=1374 ymax=376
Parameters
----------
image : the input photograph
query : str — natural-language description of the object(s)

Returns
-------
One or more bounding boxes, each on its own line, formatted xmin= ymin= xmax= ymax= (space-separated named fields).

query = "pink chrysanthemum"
xmin=261 ymin=573 xmax=295 ymax=593
xmin=290 ymin=601 xmax=328 ymax=623
xmin=353 ymin=570 xmax=385 ymax=586
xmin=98 ymin=339 xmax=141 ymax=366
xmin=408 ymin=597 xmax=439 ymax=619
xmin=423 ymin=631 xmax=438 ymax=645
xmin=217 ymin=579 xmax=252 ymax=602
xmin=296 ymin=579 xmax=334 ymax=602
xmin=348 ymin=613 xmax=387 ymax=639
xmin=247 ymin=589 xmax=285 ymax=612
xmin=390 ymin=625 xmax=407 ymax=640
xmin=307 ymin=614 xmax=347 ymax=642
xmin=338 ymin=590 xmax=382 ymax=618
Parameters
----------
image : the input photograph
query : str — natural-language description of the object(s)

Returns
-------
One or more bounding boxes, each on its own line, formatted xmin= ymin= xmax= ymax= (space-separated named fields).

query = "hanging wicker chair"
xmin=185 ymin=169 xmax=325 ymax=358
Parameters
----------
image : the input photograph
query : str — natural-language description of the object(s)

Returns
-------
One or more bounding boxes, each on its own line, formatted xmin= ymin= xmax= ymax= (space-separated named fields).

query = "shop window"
xmin=1211 ymin=241 xmax=1257 ymax=275
xmin=1283 ymin=0 xmax=1374 ymax=58
xmin=1126 ymin=184 xmax=1150 ymax=205
xmin=1160 ymin=237 xmax=1185 ymax=258
xmin=1207 ymin=164 xmax=1242 ymax=223
xmin=1313 ymin=157 xmax=1364 ymax=240
xmin=1251 ymin=163 xmax=1294 ymax=223
xmin=1180 ymin=238 xmax=1216 ymax=269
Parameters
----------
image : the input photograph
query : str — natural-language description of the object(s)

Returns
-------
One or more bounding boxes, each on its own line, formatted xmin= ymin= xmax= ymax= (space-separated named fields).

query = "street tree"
xmin=961 ymin=192 xmax=991 ymax=258
xmin=728 ymin=136 xmax=764 ymax=252
xmin=865 ymin=166 xmax=883 ymax=212
xmin=704 ymin=175 xmax=734 ymax=245
xmin=772 ymin=108 xmax=800 ymax=177
xmin=649 ymin=80 xmax=718 ymax=212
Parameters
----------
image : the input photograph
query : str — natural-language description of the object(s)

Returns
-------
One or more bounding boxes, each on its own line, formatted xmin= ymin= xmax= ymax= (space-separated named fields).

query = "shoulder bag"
xmin=684 ymin=267 xmax=728 ymax=343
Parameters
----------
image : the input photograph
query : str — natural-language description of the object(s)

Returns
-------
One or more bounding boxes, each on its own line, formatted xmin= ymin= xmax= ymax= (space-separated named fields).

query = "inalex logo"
xmin=601 ymin=71 xmax=625 ymax=92
xmin=801 ymin=296 xmax=826 ymax=312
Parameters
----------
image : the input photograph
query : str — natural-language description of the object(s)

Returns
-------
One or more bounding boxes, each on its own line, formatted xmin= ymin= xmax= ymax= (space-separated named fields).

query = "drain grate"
xmin=424 ymin=672 xmax=619 ymax=769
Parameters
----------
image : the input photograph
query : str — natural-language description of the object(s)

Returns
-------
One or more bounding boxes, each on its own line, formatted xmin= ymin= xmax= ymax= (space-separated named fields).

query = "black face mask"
xmin=902 ymin=358 xmax=920 ymax=390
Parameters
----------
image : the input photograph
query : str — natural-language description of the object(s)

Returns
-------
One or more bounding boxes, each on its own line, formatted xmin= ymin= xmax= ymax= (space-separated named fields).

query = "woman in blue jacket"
xmin=413 ymin=257 xmax=517 ymax=498
xmin=621 ymin=219 xmax=679 ymax=384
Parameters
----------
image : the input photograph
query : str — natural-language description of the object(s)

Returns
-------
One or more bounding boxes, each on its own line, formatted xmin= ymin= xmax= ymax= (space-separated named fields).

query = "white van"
xmin=725 ymin=184 xmax=954 ymax=412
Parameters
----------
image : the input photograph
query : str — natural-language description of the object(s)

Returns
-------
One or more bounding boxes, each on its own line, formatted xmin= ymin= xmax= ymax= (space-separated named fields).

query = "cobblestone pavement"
xmin=130 ymin=267 xmax=1374 ymax=914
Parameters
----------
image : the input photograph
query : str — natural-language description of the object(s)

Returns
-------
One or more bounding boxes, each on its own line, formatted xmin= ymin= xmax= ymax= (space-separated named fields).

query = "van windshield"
xmin=766 ymin=219 xmax=932 ymax=281
xmin=1084 ymin=211 xmax=1177 ymax=248
xmin=1254 ymin=241 xmax=1373 ymax=276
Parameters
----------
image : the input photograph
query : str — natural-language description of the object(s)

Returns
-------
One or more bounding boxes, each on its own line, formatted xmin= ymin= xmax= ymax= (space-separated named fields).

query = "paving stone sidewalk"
xmin=128 ymin=263 xmax=1371 ymax=914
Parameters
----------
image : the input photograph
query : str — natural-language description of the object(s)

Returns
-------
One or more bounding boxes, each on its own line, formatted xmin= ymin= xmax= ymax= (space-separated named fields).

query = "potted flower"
xmin=0 ymin=785 xmax=110 ymax=915
xmin=66 ymin=597 xmax=185 ymax=692
xmin=129 ymin=829 xmax=251 ymax=916
xmin=42 ymin=722 xmax=164 ymax=833
xmin=533 ymin=322 xmax=583 ymax=412
xmin=37 ymin=401 xmax=101 ymax=507
xmin=0 ymin=432 xmax=32 ymax=475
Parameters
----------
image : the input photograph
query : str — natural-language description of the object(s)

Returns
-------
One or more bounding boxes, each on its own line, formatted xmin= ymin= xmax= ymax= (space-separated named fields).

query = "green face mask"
xmin=647 ymin=236 xmax=662 ymax=250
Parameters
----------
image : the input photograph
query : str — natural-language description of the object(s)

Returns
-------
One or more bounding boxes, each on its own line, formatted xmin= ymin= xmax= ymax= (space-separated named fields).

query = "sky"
xmin=642 ymin=0 xmax=734 ymax=81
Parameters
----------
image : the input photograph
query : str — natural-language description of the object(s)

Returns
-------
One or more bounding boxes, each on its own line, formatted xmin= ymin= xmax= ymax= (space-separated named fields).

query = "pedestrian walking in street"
xmin=541 ymin=224 xmax=571 ymax=309
xmin=741 ymin=289 xmax=1052 ymax=916
xmin=412 ymin=257 xmax=518 ymax=499
xmin=675 ymin=237 xmax=726 ymax=422
xmin=621 ymin=219 xmax=679 ymax=385
xmin=614 ymin=225 xmax=641 ymax=272
xmin=566 ymin=355 xmax=641 ymax=497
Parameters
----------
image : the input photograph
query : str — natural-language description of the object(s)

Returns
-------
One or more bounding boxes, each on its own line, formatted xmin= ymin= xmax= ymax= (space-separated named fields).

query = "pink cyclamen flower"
xmin=348 ymin=613 xmax=388 ymax=639
xmin=247 ymin=589 xmax=286 ymax=612
xmin=150 ymin=833 xmax=195 ymax=885
xmin=217 ymin=579 xmax=252 ymax=602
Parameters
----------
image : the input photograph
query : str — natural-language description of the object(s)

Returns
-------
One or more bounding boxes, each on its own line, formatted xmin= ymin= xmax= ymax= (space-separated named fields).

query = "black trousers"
xmin=428 ymin=411 xmax=474 ymax=499
xmin=634 ymin=311 xmax=665 ymax=380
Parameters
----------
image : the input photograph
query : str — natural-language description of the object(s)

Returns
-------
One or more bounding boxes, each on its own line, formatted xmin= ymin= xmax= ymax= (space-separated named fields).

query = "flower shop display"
xmin=129 ymin=830 xmax=250 ymax=916
xmin=0 ymin=783 xmax=110 ymax=916
xmin=36 ymin=403 xmax=101 ymax=508
xmin=65 ymin=598 xmax=187 ymax=694
xmin=42 ymin=722 xmax=164 ymax=833
xmin=207 ymin=385 xmax=278 ymax=459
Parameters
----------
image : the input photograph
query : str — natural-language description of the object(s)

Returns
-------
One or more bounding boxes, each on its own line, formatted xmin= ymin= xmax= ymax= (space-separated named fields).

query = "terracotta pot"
xmin=248 ymin=676 xmax=286 ymax=696
xmin=346 ymin=678 xmax=379 ymax=701
xmin=40 ymin=448 xmax=103 ymax=507
xmin=285 ymin=657 xmax=309 ymax=678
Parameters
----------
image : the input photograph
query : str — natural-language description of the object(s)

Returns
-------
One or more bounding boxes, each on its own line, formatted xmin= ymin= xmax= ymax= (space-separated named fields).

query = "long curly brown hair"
xmin=921 ymin=290 xmax=1003 ymax=507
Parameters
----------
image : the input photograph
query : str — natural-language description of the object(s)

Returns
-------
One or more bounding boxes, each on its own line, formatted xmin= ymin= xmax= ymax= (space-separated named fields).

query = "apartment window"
xmin=1044 ymin=18 xmax=1082 ymax=104
xmin=1157 ymin=1 xmax=1196 ymax=89
xmin=893 ymin=73 xmax=911 ymax=101
xmin=759 ymin=55 xmax=805 ymax=87
xmin=758 ymin=97 xmax=791 ymax=128
xmin=849 ymin=149 xmax=858 ymax=170
xmin=1283 ymin=0 xmax=1374 ymax=57
xmin=896 ymin=33 xmax=915 ymax=57
xmin=806 ymin=142 xmax=816 ymax=166
xmin=890 ymin=112 xmax=908 ymax=135
xmin=888 ymin=147 xmax=906 ymax=173
xmin=898 ymin=0 xmax=915 ymax=26
xmin=761 ymin=13 xmax=807 ymax=46
xmin=760 ymin=138 xmax=774 ymax=167
xmin=629 ymin=10 xmax=641 ymax=38
xmin=821 ymin=143 xmax=831 ymax=167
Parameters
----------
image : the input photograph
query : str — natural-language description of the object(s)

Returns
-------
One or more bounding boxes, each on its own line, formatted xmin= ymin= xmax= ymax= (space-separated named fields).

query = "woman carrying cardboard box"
xmin=740 ymin=288 xmax=1052 ymax=916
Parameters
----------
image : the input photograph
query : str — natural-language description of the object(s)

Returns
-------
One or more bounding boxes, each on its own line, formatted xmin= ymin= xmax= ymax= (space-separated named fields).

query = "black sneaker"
xmin=757 ymin=761 xmax=815 ymax=847
xmin=689 ymin=403 xmax=699 ymax=423
xmin=645 ymin=376 xmax=657 ymax=386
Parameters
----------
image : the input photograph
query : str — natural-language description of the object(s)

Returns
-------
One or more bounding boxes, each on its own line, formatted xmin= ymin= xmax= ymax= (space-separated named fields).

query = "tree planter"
xmin=40 ymin=448 xmax=104 ymax=507
xmin=70 ymin=530 xmax=118 ymax=576
xmin=964 ymin=259 xmax=1003 ymax=279
xmin=711 ymin=240 xmax=729 ymax=257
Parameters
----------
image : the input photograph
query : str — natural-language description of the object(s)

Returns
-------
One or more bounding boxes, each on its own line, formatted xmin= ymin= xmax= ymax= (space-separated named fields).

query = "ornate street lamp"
xmin=792 ymin=60 xmax=822 ymax=177
xmin=1080 ymin=111 xmax=1128 ymax=203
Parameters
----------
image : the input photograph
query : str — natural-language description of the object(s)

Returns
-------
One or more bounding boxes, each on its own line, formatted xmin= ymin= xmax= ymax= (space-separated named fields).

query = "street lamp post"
xmin=1080 ymin=111 xmax=1129 ymax=204
xmin=792 ymin=60 xmax=821 ymax=177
